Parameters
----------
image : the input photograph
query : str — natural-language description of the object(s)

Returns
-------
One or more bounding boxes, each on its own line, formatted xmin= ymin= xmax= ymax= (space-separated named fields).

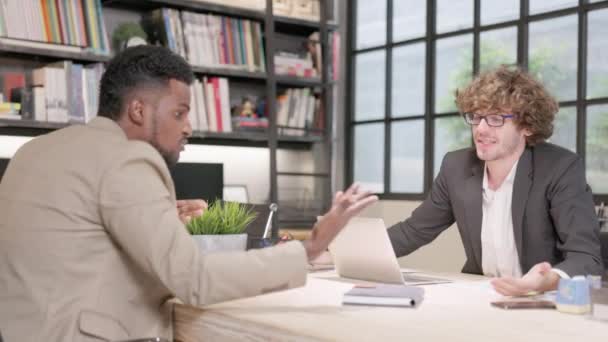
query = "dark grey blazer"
xmin=388 ymin=143 xmax=604 ymax=276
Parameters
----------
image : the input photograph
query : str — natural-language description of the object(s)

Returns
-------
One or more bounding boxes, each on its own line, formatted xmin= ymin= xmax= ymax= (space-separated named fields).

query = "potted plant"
xmin=186 ymin=200 xmax=257 ymax=254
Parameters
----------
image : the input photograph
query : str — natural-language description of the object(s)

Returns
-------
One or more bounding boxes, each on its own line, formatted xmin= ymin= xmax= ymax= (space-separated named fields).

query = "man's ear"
xmin=126 ymin=99 xmax=145 ymax=126
xmin=523 ymin=128 xmax=532 ymax=137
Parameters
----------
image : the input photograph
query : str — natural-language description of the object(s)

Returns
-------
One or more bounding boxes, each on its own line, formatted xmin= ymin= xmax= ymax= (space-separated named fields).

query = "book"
xmin=342 ymin=284 xmax=424 ymax=308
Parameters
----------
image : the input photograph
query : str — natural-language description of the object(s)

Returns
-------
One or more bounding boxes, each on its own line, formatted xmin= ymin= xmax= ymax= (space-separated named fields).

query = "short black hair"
xmin=97 ymin=45 xmax=194 ymax=120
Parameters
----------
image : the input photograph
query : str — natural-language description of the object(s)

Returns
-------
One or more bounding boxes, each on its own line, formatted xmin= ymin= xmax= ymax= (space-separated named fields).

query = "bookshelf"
xmin=0 ymin=0 xmax=338 ymax=232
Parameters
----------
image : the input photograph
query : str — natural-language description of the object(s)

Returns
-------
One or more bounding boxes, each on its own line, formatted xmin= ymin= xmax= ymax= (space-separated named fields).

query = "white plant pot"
xmin=191 ymin=234 xmax=248 ymax=254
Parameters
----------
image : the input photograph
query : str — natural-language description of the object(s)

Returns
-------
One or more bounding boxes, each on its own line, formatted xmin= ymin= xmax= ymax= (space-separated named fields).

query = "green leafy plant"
xmin=111 ymin=22 xmax=148 ymax=53
xmin=186 ymin=200 xmax=257 ymax=235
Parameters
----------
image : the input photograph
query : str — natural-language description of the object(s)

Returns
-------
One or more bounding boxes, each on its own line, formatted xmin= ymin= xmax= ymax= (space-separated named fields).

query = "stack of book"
xmin=274 ymin=0 xmax=320 ymax=22
xmin=143 ymin=8 xmax=266 ymax=73
xmin=0 ymin=0 xmax=110 ymax=54
xmin=276 ymin=87 xmax=322 ymax=136
xmin=31 ymin=61 xmax=104 ymax=123
xmin=191 ymin=0 xmax=266 ymax=11
xmin=189 ymin=77 xmax=232 ymax=133
xmin=275 ymin=32 xmax=322 ymax=78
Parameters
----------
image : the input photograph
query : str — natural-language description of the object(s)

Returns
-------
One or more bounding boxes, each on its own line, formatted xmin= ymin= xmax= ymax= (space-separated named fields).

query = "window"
xmin=349 ymin=1 xmax=608 ymax=201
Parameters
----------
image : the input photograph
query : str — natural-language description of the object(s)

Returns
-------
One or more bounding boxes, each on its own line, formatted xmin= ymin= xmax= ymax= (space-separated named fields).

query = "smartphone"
xmin=491 ymin=299 xmax=556 ymax=309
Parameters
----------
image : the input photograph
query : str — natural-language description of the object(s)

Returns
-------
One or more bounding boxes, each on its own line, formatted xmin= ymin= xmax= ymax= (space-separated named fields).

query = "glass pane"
xmin=480 ymin=26 xmax=517 ymax=72
xmin=391 ymin=120 xmax=425 ymax=192
xmin=549 ymin=106 xmax=576 ymax=152
xmin=393 ymin=0 xmax=426 ymax=42
xmin=530 ymin=0 xmax=578 ymax=14
xmin=434 ymin=116 xmax=471 ymax=176
xmin=529 ymin=15 xmax=578 ymax=101
xmin=354 ymin=123 xmax=385 ymax=193
xmin=277 ymin=175 xmax=328 ymax=224
xmin=356 ymin=0 xmax=386 ymax=49
xmin=392 ymin=42 xmax=426 ymax=117
xmin=435 ymin=34 xmax=473 ymax=113
xmin=586 ymin=105 xmax=608 ymax=194
xmin=587 ymin=9 xmax=608 ymax=99
xmin=355 ymin=50 xmax=386 ymax=121
xmin=481 ymin=0 xmax=519 ymax=25
xmin=436 ymin=0 xmax=473 ymax=34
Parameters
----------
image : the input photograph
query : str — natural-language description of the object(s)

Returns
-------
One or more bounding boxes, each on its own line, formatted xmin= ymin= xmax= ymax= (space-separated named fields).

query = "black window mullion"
xmin=346 ymin=0 xmax=357 ymax=188
xmin=519 ymin=0 xmax=529 ymax=68
xmin=424 ymin=0 xmax=437 ymax=193
xmin=473 ymin=0 xmax=481 ymax=75
xmin=577 ymin=0 xmax=587 ymax=161
xmin=385 ymin=0 xmax=393 ymax=193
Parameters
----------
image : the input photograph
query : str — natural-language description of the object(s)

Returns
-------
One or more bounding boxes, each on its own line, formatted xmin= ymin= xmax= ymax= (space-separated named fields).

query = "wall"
xmin=0 ymin=135 xmax=315 ymax=205
xmin=360 ymin=199 xmax=466 ymax=273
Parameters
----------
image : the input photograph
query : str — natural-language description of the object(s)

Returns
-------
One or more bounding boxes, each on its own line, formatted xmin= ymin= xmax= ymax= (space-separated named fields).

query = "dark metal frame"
xmin=347 ymin=0 xmax=608 ymax=203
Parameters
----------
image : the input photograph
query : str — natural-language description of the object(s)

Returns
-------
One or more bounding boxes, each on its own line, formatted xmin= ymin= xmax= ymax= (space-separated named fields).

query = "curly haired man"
xmin=388 ymin=66 xmax=603 ymax=296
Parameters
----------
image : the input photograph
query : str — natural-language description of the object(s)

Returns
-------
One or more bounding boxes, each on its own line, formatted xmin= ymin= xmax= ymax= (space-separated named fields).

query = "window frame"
xmin=346 ymin=0 xmax=608 ymax=203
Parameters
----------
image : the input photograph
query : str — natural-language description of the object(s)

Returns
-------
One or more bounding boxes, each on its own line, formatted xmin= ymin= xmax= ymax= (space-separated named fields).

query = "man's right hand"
xmin=302 ymin=183 xmax=378 ymax=261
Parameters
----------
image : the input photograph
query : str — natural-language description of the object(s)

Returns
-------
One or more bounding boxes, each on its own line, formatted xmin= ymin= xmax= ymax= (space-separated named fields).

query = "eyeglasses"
xmin=463 ymin=113 xmax=516 ymax=127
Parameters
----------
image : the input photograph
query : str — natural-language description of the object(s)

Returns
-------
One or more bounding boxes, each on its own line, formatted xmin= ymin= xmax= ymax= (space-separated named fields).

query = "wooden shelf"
xmin=0 ymin=119 xmax=322 ymax=148
xmin=0 ymin=39 xmax=110 ymax=63
xmin=103 ymin=0 xmax=265 ymax=20
xmin=191 ymin=65 xmax=267 ymax=80
xmin=0 ymin=118 xmax=69 ymax=130
xmin=276 ymin=171 xmax=329 ymax=178
xmin=275 ymin=76 xmax=323 ymax=87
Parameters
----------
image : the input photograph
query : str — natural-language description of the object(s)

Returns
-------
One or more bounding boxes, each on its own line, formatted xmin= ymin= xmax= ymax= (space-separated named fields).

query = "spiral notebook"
xmin=342 ymin=284 xmax=425 ymax=308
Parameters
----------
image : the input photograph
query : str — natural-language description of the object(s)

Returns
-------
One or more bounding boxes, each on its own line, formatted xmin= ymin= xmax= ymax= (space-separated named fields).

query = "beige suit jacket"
xmin=0 ymin=117 xmax=308 ymax=341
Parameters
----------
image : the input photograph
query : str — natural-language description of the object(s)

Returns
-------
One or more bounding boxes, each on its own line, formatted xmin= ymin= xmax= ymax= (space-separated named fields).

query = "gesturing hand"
xmin=302 ymin=183 xmax=378 ymax=261
xmin=490 ymin=262 xmax=560 ymax=296
xmin=177 ymin=199 xmax=208 ymax=224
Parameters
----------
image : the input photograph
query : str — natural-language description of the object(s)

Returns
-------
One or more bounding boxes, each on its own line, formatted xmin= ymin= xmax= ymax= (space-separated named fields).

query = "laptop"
xmin=328 ymin=217 xmax=451 ymax=286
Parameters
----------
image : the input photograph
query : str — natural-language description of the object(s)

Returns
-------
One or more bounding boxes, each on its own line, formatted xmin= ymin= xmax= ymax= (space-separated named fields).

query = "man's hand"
xmin=490 ymin=262 xmax=561 ymax=296
xmin=302 ymin=183 xmax=378 ymax=261
xmin=177 ymin=199 xmax=208 ymax=224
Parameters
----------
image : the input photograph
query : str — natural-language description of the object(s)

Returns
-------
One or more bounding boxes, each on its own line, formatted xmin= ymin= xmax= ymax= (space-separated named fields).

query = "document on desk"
xmin=343 ymin=284 xmax=425 ymax=308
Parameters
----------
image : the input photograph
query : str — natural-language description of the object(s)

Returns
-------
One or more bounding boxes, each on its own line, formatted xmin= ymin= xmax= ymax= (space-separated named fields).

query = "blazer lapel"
xmin=512 ymin=147 xmax=533 ymax=267
xmin=464 ymin=161 xmax=484 ymax=270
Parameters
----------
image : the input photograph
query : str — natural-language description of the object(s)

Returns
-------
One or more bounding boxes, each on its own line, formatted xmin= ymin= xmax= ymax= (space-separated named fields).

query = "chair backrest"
xmin=600 ymin=231 xmax=608 ymax=271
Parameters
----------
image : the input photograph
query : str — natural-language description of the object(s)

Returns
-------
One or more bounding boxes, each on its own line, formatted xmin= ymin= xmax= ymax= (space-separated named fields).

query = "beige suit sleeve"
xmin=98 ymin=144 xmax=308 ymax=306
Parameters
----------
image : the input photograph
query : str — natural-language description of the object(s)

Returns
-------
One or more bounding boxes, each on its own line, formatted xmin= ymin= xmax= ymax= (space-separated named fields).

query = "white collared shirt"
xmin=481 ymin=160 xmax=523 ymax=278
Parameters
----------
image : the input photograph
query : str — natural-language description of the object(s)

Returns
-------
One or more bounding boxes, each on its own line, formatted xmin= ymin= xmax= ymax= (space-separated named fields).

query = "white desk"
xmin=174 ymin=271 xmax=607 ymax=341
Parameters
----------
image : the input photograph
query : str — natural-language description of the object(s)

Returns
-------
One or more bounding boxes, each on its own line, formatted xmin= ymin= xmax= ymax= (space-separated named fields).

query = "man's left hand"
xmin=490 ymin=262 xmax=561 ymax=296
xmin=177 ymin=199 xmax=208 ymax=224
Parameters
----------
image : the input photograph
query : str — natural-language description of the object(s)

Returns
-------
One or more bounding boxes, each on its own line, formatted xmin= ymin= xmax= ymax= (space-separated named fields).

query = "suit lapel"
xmin=512 ymin=147 xmax=533 ymax=267
xmin=464 ymin=161 xmax=484 ymax=270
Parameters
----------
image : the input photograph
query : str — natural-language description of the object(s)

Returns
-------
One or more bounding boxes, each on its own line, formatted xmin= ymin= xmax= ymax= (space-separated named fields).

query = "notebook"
xmin=342 ymin=284 xmax=425 ymax=308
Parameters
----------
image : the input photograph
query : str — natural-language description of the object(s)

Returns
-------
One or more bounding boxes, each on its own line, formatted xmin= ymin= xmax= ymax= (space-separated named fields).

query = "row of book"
xmin=191 ymin=0 xmax=323 ymax=22
xmin=189 ymin=77 xmax=233 ymax=133
xmin=275 ymin=31 xmax=322 ymax=78
xmin=29 ymin=61 xmax=104 ymax=123
xmin=144 ymin=8 xmax=266 ymax=73
xmin=0 ymin=0 xmax=110 ymax=54
xmin=277 ymin=87 xmax=323 ymax=136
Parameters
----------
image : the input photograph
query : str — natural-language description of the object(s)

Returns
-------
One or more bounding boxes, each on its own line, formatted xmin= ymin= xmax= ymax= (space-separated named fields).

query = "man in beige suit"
xmin=0 ymin=46 xmax=377 ymax=341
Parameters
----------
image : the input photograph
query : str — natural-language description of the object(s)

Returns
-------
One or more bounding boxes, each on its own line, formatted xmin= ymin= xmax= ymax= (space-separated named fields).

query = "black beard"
xmin=151 ymin=141 xmax=179 ymax=168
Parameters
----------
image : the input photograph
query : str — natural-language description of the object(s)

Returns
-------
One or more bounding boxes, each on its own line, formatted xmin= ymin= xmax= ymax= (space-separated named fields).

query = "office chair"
xmin=600 ymin=231 xmax=608 ymax=273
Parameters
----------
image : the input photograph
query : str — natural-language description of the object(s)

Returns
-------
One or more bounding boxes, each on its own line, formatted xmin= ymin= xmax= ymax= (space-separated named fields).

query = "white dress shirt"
xmin=481 ymin=161 xmax=523 ymax=278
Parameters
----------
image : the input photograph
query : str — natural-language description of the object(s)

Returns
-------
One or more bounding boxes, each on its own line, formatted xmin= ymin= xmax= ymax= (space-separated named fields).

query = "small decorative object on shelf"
xmin=111 ymin=22 xmax=148 ymax=53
